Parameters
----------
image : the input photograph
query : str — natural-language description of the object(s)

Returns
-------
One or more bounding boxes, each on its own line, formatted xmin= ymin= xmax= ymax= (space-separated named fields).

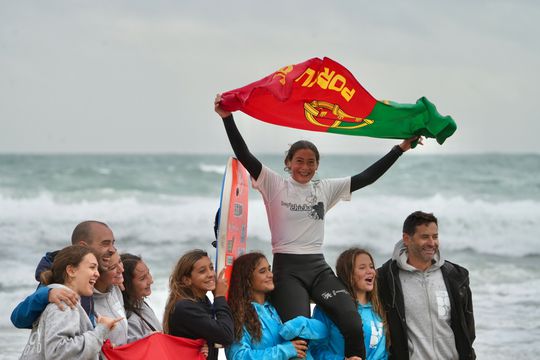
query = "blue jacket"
xmin=11 ymin=285 xmax=50 ymax=329
xmin=226 ymin=301 xmax=327 ymax=360
xmin=11 ymin=252 xmax=95 ymax=329
xmin=34 ymin=251 xmax=57 ymax=282
xmin=311 ymin=303 xmax=388 ymax=360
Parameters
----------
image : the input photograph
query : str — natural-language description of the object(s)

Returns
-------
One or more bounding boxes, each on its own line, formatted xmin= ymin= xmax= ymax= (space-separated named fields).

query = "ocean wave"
xmin=199 ymin=163 xmax=226 ymax=174
xmin=0 ymin=192 xmax=538 ymax=258
xmin=306 ymin=194 xmax=540 ymax=258
xmin=0 ymin=192 xmax=221 ymax=262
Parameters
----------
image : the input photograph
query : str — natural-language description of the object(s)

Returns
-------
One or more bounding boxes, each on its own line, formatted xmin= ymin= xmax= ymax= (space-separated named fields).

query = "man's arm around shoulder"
xmin=11 ymin=285 xmax=50 ymax=328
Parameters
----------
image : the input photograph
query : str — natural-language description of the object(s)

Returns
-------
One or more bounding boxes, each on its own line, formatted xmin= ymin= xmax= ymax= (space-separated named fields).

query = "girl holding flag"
xmin=215 ymin=94 xmax=420 ymax=359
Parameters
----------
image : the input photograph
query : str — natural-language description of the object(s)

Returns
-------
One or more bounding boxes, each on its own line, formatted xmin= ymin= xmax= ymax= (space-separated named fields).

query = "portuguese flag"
xmin=220 ymin=57 xmax=456 ymax=144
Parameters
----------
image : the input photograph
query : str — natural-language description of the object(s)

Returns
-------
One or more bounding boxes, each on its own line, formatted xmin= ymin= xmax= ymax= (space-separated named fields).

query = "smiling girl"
xmin=226 ymin=252 xmax=310 ymax=360
xmin=20 ymin=245 xmax=122 ymax=360
xmin=93 ymin=251 xmax=128 ymax=347
xmin=120 ymin=253 xmax=162 ymax=343
xmin=215 ymin=94 xmax=418 ymax=359
xmin=311 ymin=248 xmax=388 ymax=360
xmin=163 ymin=249 xmax=234 ymax=360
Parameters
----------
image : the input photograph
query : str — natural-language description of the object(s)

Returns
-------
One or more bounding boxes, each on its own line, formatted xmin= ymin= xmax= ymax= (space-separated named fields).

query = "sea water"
xmin=1 ymin=153 xmax=539 ymax=359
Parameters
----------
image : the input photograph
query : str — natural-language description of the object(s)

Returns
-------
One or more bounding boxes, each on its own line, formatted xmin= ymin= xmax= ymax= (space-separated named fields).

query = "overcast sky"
xmin=1 ymin=0 xmax=538 ymax=154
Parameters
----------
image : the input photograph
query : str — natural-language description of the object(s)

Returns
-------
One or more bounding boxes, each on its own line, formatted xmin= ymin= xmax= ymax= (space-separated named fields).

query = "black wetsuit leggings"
xmin=271 ymin=253 xmax=366 ymax=359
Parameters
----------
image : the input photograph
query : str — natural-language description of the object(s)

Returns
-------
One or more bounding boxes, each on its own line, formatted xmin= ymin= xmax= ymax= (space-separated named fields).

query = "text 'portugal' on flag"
xmin=220 ymin=57 xmax=457 ymax=144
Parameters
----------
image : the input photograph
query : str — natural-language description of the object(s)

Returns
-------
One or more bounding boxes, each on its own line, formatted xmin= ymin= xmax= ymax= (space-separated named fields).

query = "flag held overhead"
xmin=220 ymin=57 xmax=456 ymax=144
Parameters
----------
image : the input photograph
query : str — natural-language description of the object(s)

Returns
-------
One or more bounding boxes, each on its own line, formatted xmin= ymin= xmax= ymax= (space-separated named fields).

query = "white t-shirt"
xmin=253 ymin=165 xmax=351 ymax=254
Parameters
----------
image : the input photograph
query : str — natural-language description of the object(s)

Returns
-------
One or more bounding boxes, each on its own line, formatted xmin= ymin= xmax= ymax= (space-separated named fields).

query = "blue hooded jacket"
xmin=226 ymin=301 xmax=327 ymax=360
xmin=311 ymin=303 xmax=388 ymax=360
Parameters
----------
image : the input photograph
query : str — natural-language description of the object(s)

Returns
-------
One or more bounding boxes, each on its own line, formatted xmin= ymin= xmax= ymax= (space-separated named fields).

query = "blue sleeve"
xmin=225 ymin=329 xmax=297 ymax=360
xmin=278 ymin=316 xmax=328 ymax=341
xmin=10 ymin=285 xmax=50 ymax=329
xmin=309 ymin=307 xmax=342 ymax=360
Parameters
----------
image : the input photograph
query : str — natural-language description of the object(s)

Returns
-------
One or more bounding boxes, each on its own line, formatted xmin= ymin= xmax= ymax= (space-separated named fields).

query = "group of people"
xmin=10 ymin=97 xmax=476 ymax=360
xmin=12 ymin=221 xmax=163 ymax=359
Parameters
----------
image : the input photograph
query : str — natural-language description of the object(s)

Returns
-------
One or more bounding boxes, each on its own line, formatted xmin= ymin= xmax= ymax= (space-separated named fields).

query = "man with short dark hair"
xmin=72 ymin=220 xmax=116 ymax=260
xmin=377 ymin=211 xmax=475 ymax=360
xmin=34 ymin=221 xmax=116 ymax=279
xmin=11 ymin=220 xmax=117 ymax=328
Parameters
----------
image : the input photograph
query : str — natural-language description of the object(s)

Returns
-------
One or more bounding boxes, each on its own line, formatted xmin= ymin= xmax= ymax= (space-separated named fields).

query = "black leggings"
xmin=271 ymin=253 xmax=366 ymax=359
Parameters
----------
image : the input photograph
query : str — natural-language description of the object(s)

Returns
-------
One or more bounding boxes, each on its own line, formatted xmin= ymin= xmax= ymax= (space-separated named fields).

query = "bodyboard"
xmin=215 ymin=157 xmax=249 ymax=297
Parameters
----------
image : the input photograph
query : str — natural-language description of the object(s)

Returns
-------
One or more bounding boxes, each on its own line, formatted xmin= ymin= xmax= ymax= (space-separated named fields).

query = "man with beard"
xmin=377 ymin=211 xmax=475 ymax=360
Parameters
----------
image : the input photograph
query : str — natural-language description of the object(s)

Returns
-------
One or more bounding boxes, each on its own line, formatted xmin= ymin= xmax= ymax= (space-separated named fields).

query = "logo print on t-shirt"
xmin=280 ymin=183 xmax=324 ymax=220
xmin=436 ymin=290 xmax=451 ymax=320
xmin=310 ymin=202 xmax=325 ymax=220
xmin=370 ymin=320 xmax=384 ymax=348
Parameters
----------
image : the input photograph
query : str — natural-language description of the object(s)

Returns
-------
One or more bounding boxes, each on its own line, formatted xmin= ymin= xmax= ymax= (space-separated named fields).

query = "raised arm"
xmin=215 ymin=94 xmax=262 ymax=180
xmin=350 ymin=136 xmax=422 ymax=192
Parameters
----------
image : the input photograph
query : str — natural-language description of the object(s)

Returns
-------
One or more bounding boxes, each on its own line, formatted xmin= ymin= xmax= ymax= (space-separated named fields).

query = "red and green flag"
xmin=220 ymin=57 xmax=456 ymax=144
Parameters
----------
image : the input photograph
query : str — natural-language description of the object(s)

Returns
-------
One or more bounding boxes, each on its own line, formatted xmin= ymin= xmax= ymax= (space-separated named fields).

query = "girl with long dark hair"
xmin=226 ymin=252 xmax=309 ymax=359
xmin=120 ymin=253 xmax=162 ymax=343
